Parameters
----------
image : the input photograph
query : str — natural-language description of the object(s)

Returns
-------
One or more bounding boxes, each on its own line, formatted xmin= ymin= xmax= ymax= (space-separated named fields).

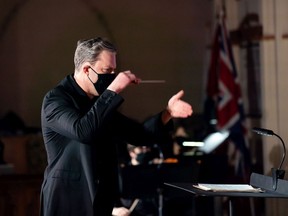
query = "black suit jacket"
xmin=40 ymin=74 xmax=173 ymax=216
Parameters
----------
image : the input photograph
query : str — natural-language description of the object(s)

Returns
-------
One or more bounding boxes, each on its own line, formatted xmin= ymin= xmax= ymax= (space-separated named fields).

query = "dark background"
xmin=0 ymin=0 xmax=212 ymax=128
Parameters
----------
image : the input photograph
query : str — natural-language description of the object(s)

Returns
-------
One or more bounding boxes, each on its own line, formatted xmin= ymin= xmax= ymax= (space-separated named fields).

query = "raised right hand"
xmin=107 ymin=71 xmax=140 ymax=93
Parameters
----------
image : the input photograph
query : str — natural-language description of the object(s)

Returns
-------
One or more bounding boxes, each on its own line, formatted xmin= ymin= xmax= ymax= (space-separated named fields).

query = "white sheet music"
xmin=193 ymin=183 xmax=264 ymax=193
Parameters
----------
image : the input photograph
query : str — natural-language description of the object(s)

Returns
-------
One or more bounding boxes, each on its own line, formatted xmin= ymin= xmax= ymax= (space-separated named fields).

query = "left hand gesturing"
xmin=167 ymin=90 xmax=193 ymax=118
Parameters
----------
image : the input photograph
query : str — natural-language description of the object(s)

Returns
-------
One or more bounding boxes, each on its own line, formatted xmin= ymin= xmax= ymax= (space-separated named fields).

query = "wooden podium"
xmin=164 ymin=173 xmax=288 ymax=216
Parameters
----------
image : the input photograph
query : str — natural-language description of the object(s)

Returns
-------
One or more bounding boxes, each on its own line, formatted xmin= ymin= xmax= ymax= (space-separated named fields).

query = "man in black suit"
xmin=40 ymin=37 xmax=193 ymax=216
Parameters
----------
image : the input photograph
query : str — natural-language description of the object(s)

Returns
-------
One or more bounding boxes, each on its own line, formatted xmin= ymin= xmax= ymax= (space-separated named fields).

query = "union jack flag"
xmin=204 ymin=14 xmax=251 ymax=181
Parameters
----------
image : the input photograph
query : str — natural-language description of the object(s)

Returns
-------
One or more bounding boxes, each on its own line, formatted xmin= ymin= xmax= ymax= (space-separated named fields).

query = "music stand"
xmin=120 ymin=162 xmax=200 ymax=216
xmin=164 ymin=172 xmax=288 ymax=216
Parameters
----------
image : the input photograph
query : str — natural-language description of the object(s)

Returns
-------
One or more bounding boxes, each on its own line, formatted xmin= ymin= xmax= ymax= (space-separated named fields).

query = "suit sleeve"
xmin=110 ymin=112 xmax=174 ymax=147
xmin=42 ymin=88 xmax=123 ymax=143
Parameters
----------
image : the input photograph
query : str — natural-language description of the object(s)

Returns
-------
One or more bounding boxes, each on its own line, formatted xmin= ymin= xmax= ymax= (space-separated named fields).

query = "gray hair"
xmin=74 ymin=37 xmax=117 ymax=71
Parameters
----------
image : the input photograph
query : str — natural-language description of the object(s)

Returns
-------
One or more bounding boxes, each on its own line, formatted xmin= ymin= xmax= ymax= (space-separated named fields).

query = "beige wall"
xmin=222 ymin=0 xmax=288 ymax=215
xmin=0 ymin=0 xmax=212 ymax=127
xmin=259 ymin=1 xmax=288 ymax=215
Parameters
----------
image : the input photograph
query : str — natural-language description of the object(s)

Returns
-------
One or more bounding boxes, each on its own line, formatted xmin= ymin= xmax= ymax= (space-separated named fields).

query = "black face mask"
xmin=89 ymin=67 xmax=116 ymax=95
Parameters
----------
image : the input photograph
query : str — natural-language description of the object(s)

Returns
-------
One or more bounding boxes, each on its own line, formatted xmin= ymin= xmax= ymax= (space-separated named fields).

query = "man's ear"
xmin=82 ymin=64 xmax=91 ymax=75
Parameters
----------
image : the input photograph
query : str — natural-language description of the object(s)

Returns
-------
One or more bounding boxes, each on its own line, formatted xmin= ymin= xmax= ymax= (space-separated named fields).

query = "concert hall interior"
xmin=1 ymin=0 xmax=288 ymax=216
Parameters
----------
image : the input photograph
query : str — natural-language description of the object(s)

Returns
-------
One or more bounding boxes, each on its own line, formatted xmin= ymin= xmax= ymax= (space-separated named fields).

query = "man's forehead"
xmin=97 ymin=51 xmax=116 ymax=66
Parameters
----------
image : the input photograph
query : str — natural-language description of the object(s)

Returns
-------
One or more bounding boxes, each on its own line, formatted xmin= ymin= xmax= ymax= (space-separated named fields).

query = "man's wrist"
xmin=161 ymin=108 xmax=172 ymax=124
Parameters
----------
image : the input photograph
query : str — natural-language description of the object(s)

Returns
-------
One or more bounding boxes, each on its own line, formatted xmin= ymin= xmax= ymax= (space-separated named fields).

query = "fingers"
xmin=175 ymin=89 xmax=184 ymax=99
xmin=167 ymin=89 xmax=193 ymax=118
xmin=121 ymin=71 xmax=140 ymax=84
xmin=180 ymin=102 xmax=193 ymax=117
xmin=170 ymin=90 xmax=184 ymax=102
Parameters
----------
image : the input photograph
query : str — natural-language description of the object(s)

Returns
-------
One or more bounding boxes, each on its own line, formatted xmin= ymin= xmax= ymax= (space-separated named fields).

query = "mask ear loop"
xmin=87 ymin=75 xmax=94 ymax=84
xmin=89 ymin=67 xmax=99 ymax=75
xmin=87 ymin=67 xmax=98 ymax=85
